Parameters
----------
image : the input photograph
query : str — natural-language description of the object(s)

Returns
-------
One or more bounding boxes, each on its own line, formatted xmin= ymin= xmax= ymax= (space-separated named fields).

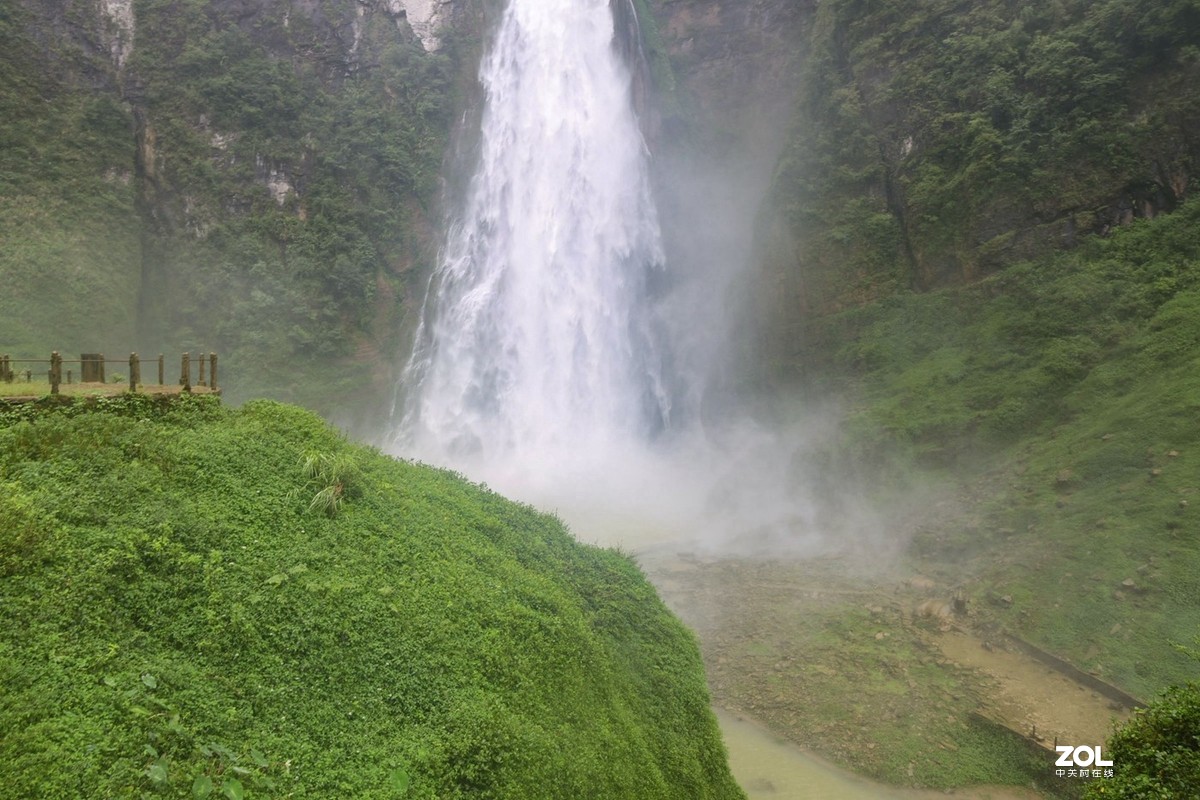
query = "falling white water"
xmin=391 ymin=0 xmax=885 ymax=557
xmin=395 ymin=0 xmax=678 ymax=513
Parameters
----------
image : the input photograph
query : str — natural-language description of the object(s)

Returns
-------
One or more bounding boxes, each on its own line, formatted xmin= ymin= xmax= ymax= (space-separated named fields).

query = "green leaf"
xmin=249 ymin=748 xmax=269 ymax=768
xmin=265 ymin=573 xmax=288 ymax=586
xmin=222 ymin=777 xmax=244 ymax=800
xmin=192 ymin=775 xmax=214 ymax=798
xmin=146 ymin=757 xmax=169 ymax=785
xmin=141 ymin=673 xmax=158 ymax=689
xmin=389 ymin=767 xmax=411 ymax=795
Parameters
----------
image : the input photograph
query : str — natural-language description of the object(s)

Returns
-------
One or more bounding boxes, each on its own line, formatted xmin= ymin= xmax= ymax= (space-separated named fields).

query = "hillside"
xmin=1 ymin=0 xmax=468 ymax=421
xmin=833 ymin=200 xmax=1200 ymax=698
xmin=0 ymin=397 xmax=743 ymax=799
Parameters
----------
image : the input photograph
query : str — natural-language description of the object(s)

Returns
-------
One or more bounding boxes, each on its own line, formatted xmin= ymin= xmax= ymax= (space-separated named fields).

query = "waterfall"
xmin=395 ymin=0 xmax=678 ymax=487
xmin=389 ymin=0 xmax=873 ymax=557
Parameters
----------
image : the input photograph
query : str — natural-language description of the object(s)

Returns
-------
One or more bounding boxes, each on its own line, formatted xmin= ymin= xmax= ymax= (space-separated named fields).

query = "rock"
xmin=1122 ymin=578 xmax=1137 ymax=589
xmin=1181 ymin=500 xmax=1190 ymax=509
xmin=1101 ymin=433 xmax=1113 ymax=441
xmin=916 ymin=599 xmax=953 ymax=621
xmin=1109 ymin=623 xmax=1122 ymax=635
xmin=1168 ymin=450 xmax=1180 ymax=458
xmin=1150 ymin=468 xmax=1163 ymax=477
xmin=1113 ymin=590 xmax=1126 ymax=601
xmin=1055 ymin=469 xmax=1074 ymax=485
xmin=999 ymin=594 xmax=1013 ymax=607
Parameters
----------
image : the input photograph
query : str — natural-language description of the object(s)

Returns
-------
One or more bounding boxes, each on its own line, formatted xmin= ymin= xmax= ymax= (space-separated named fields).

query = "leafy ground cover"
xmin=813 ymin=199 xmax=1200 ymax=699
xmin=0 ymin=395 xmax=743 ymax=799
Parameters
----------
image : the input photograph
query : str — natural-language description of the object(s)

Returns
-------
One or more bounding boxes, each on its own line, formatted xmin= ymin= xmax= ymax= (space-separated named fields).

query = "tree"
xmin=1085 ymin=681 xmax=1200 ymax=798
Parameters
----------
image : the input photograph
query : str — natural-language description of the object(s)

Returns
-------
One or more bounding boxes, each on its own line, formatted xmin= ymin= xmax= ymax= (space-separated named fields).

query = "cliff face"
xmin=2 ymin=0 xmax=473 ymax=421
xmin=642 ymin=0 xmax=1200 ymax=384
xmin=646 ymin=0 xmax=810 ymax=151
xmin=7 ymin=0 xmax=1200 ymax=417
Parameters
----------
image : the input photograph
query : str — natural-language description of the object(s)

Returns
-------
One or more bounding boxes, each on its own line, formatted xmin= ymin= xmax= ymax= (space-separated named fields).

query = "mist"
xmin=384 ymin=0 xmax=894 ymax=566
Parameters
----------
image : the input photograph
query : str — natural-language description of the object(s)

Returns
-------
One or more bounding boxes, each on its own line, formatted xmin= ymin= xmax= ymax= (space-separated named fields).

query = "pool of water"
xmin=717 ymin=708 xmax=1042 ymax=800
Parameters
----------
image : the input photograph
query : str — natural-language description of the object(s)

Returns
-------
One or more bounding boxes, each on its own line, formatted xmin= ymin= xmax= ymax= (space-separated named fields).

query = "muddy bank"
xmin=638 ymin=550 xmax=1128 ymax=797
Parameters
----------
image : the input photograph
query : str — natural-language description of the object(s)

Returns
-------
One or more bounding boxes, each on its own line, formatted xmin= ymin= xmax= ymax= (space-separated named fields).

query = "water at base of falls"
xmin=396 ymin=0 xmax=676 ymax=485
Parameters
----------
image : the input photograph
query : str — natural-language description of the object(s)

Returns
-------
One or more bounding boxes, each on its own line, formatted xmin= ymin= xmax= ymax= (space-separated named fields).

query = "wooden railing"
xmin=0 ymin=352 xmax=219 ymax=395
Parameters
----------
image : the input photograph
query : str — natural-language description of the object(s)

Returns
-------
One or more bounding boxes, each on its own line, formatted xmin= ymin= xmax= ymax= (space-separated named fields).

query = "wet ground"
xmin=635 ymin=547 xmax=1129 ymax=799
xmin=719 ymin=708 xmax=1042 ymax=800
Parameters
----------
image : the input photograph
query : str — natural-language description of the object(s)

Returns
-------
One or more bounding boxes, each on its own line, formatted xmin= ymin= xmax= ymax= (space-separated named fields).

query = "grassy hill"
xmin=0 ymin=396 xmax=743 ymax=799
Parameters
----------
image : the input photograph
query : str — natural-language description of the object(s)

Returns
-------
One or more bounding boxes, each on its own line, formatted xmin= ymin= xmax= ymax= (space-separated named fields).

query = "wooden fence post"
xmin=180 ymin=352 xmax=191 ymax=392
xmin=198 ymin=352 xmax=207 ymax=387
xmin=67 ymin=369 xmax=73 ymax=384
xmin=209 ymin=353 xmax=218 ymax=392
xmin=99 ymin=355 xmax=106 ymax=384
xmin=158 ymin=354 xmax=164 ymax=386
xmin=50 ymin=352 xmax=61 ymax=395
xmin=129 ymin=353 xmax=140 ymax=393
xmin=23 ymin=369 xmax=31 ymax=382
xmin=1 ymin=354 xmax=9 ymax=383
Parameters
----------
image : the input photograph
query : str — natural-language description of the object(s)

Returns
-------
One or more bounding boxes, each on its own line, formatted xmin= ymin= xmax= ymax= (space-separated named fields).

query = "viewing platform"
xmin=0 ymin=352 xmax=220 ymax=404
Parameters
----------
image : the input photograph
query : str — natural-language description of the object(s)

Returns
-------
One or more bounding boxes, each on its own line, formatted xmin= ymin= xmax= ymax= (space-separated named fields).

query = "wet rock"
xmin=909 ymin=576 xmax=937 ymax=592
xmin=952 ymin=592 xmax=968 ymax=615
xmin=1122 ymin=578 xmax=1149 ymax=594
xmin=916 ymin=599 xmax=953 ymax=621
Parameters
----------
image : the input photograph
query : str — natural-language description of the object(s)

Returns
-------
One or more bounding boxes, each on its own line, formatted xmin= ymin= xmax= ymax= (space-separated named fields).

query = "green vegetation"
xmin=1 ymin=0 xmax=466 ymax=419
xmin=0 ymin=2 xmax=141 ymax=356
xmin=809 ymin=199 xmax=1200 ymax=698
xmin=759 ymin=0 xmax=1200 ymax=325
xmin=0 ymin=396 xmax=744 ymax=799
xmin=1086 ymin=681 xmax=1200 ymax=798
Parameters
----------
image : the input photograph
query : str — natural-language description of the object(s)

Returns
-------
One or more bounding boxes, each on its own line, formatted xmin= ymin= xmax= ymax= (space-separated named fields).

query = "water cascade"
xmin=395 ymin=0 xmax=683 ymax=522
xmin=392 ymin=0 xmax=876 ymax=555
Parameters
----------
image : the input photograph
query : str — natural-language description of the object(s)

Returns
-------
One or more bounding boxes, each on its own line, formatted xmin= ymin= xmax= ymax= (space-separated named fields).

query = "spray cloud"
xmin=390 ymin=0 xmax=887 ymax=560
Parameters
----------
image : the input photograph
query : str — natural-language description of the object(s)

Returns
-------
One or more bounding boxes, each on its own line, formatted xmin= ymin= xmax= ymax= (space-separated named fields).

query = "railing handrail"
xmin=0 ymin=351 xmax=219 ymax=395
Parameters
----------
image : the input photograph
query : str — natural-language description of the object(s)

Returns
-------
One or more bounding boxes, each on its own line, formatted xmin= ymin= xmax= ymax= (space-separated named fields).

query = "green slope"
xmin=0 ymin=397 xmax=743 ymax=799
xmin=816 ymin=199 xmax=1200 ymax=698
